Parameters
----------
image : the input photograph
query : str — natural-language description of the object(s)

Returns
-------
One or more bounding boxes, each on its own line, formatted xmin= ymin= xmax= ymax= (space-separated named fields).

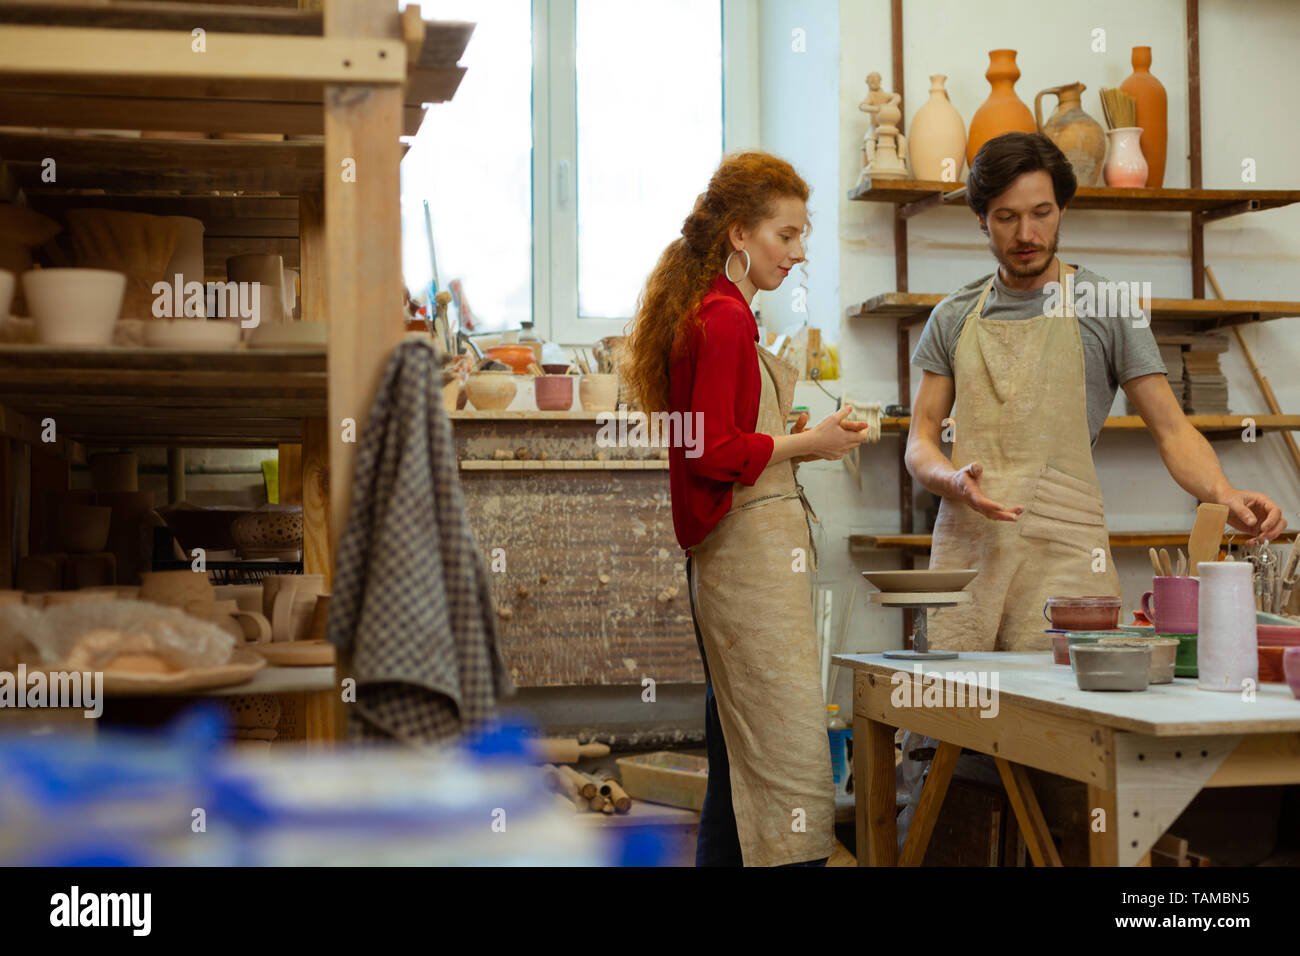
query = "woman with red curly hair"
xmin=622 ymin=151 xmax=867 ymax=867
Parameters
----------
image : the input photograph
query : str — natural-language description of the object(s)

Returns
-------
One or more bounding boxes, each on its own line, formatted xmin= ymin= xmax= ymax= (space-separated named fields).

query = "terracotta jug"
xmin=967 ymin=50 xmax=1037 ymax=167
xmin=1034 ymin=82 xmax=1106 ymax=187
xmin=1119 ymin=46 xmax=1167 ymax=188
xmin=908 ymin=75 xmax=967 ymax=182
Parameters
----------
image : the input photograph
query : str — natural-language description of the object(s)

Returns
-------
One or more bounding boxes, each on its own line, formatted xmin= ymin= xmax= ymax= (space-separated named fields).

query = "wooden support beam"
xmin=302 ymin=417 xmax=330 ymax=587
xmin=995 ymin=757 xmax=1063 ymax=867
xmin=899 ymin=740 xmax=960 ymax=866
xmin=299 ymin=192 xmax=327 ymax=323
xmin=324 ymin=0 xmax=405 ymax=560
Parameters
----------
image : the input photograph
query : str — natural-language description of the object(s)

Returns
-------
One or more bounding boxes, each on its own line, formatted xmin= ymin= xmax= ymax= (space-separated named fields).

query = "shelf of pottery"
xmin=0 ymin=2 xmax=469 ymax=737
xmin=847 ymin=34 xmax=1300 ymax=555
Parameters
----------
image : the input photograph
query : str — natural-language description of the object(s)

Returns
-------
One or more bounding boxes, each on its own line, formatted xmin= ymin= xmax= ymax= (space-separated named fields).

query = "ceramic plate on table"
xmin=860 ymin=569 xmax=978 ymax=593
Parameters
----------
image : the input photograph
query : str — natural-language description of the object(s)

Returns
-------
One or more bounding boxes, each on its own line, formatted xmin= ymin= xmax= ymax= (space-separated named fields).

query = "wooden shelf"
xmin=847 ymin=291 xmax=1300 ymax=327
xmin=784 ymin=415 xmax=1300 ymax=435
xmin=450 ymin=409 xmax=619 ymax=421
xmin=0 ymin=346 xmax=325 ymax=446
xmin=849 ymin=179 xmax=1300 ymax=216
xmin=850 ymin=530 xmax=1299 ymax=552
xmin=0 ymin=5 xmax=474 ymax=137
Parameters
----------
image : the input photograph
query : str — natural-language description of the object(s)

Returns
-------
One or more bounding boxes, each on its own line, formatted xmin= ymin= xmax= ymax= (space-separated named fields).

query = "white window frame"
xmin=532 ymin=0 xmax=758 ymax=345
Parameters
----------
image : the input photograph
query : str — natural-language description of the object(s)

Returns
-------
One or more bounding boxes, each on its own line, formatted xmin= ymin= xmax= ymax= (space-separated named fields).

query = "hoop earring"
xmin=724 ymin=248 xmax=751 ymax=283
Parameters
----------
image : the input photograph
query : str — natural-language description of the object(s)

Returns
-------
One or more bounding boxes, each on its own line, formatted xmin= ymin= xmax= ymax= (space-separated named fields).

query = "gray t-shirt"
xmin=910 ymin=265 xmax=1167 ymax=445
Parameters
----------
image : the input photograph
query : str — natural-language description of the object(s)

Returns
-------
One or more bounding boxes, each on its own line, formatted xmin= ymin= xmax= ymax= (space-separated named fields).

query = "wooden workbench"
xmin=834 ymin=651 xmax=1300 ymax=867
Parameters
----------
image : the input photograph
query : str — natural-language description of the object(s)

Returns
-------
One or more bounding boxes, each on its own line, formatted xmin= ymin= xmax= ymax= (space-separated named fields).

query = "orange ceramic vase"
xmin=966 ymin=50 xmax=1037 ymax=167
xmin=1119 ymin=46 xmax=1167 ymax=188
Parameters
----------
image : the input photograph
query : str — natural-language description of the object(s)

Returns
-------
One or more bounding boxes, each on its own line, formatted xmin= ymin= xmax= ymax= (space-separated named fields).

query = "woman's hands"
xmin=790 ymin=406 xmax=870 ymax=462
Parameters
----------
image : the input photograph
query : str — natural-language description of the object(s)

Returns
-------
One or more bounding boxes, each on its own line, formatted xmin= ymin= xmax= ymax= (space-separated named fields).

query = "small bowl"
xmin=1258 ymin=646 xmax=1288 ymax=684
xmin=1099 ymin=636 xmax=1179 ymax=684
xmin=465 ymin=370 xmax=517 ymax=410
xmin=1168 ymin=633 xmax=1198 ymax=678
xmin=542 ymin=363 xmax=572 ymax=375
xmin=1284 ymin=647 xmax=1300 ymax=699
xmin=534 ymin=374 xmax=574 ymax=411
xmin=483 ymin=345 xmax=535 ymax=374
xmin=1044 ymin=595 xmax=1122 ymax=631
xmin=1069 ymin=643 xmax=1151 ymax=691
xmin=143 ymin=318 xmax=241 ymax=350
xmin=24 ymin=268 xmax=126 ymax=345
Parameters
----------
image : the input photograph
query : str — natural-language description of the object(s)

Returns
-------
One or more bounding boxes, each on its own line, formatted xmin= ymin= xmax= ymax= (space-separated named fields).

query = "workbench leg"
xmin=857 ymin=710 xmax=898 ymax=866
xmin=1087 ymin=784 xmax=1120 ymax=866
xmin=995 ymin=757 xmax=1063 ymax=867
xmin=899 ymin=740 xmax=960 ymax=866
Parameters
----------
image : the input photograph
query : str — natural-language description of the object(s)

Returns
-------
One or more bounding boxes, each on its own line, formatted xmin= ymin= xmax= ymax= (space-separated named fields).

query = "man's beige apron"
xmin=689 ymin=344 xmax=835 ymax=867
xmin=928 ymin=259 xmax=1121 ymax=651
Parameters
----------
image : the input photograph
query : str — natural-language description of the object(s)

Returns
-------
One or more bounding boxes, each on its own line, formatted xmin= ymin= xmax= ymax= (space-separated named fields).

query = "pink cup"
xmin=534 ymin=375 xmax=574 ymax=411
xmin=1141 ymin=575 xmax=1199 ymax=634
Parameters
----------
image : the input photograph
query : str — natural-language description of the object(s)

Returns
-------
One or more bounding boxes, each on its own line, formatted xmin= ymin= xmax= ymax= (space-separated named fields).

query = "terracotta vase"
xmin=1035 ymin=82 xmax=1106 ymax=187
xmin=1103 ymin=128 xmax=1148 ymax=188
xmin=967 ymin=50 xmax=1037 ymax=167
xmin=65 ymin=209 xmax=179 ymax=319
xmin=1119 ymin=46 xmax=1167 ymax=188
xmin=908 ymin=75 xmax=967 ymax=182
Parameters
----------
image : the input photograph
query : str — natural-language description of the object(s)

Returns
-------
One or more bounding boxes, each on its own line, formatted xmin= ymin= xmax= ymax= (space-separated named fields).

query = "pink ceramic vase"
xmin=1103 ymin=127 xmax=1148 ymax=188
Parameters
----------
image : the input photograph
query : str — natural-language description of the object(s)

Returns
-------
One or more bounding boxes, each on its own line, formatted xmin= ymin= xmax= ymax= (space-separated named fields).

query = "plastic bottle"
xmin=827 ymin=705 xmax=850 ymax=796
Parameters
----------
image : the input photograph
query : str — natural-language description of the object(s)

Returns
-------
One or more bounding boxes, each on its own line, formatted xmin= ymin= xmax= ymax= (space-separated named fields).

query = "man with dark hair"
xmin=904 ymin=131 xmax=1285 ymax=652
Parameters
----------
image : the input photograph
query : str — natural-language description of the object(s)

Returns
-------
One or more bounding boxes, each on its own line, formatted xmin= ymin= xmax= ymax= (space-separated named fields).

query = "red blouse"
xmin=669 ymin=273 xmax=775 ymax=551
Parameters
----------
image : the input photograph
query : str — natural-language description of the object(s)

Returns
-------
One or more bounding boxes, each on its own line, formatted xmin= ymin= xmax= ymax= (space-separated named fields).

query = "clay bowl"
xmin=1284 ymin=647 xmax=1300 ymax=700
xmin=534 ymin=374 xmax=574 ymax=411
xmin=483 ymin=345 xmax=535 ymax=374
xmin=55 ymin=503 xmax=112 ymax=553
xmin=861 ymin=569 xmax=978 ymax=593
xmin=1069 ymin=643 xmax=1151 ymax=691
xmin=143 ymin=319 xmax=241 ymax=350
xmin=1257 ymin=646 xmax=1288 ymax=684
xmin=1099 ymin=636 xmax=1179 ymax=684
xmin=23 ymin=268 xmax=126 ymax=345
xmin=466 ymin=371 xmax=517 ymax=411
xmin=578 ymin=373 xmax=620 ymax=412
xmin=1044 ymin=595 xmax=1121 ymax=631
xmin=542 ymin=363 xmax=572 ymax=375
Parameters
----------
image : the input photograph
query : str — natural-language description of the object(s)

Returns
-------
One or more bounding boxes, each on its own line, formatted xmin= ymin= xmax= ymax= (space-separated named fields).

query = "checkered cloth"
xmin=326 ymin=338 xmax=513 ymax=744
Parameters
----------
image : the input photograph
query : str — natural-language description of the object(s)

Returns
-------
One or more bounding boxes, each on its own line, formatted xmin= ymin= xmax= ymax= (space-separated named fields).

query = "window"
xmin=404 ymin=1 xmax=749 ymax=342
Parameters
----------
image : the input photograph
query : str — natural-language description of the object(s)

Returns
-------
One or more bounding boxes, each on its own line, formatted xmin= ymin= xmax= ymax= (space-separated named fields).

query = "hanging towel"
xmin=327 ymin=337 xmax=513 ymax=744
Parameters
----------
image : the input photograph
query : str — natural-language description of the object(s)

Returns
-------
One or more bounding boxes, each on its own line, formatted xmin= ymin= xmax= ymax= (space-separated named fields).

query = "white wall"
xmin=762 ymin=0 xmax=1300 ymax=711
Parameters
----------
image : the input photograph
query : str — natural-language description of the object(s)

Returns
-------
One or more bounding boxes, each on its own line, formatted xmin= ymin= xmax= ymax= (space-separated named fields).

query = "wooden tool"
xmin=1176 ymin=549 xmax=1187 ymax=578
xmin=535 ymin=737 xmax=611 ymax=764
xmin=1188 ymin=503 xmax=1231 ymax=574
xmin=1159 ymin=548 xmax=1174 ymax=577
xmin=527 ymin=361 xmax=545 ymax=377
xmin=595 ymin=772 xmax=632 ymax=813
xmin=1148 ymin=547 xmax=1163 ymax=576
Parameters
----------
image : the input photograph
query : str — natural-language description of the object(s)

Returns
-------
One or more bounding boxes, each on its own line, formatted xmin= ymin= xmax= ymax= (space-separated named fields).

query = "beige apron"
xmin=689 ymin=343 xmax=835 ymax=867
xmin=928 ymin=259 xmax=1121 ymax=651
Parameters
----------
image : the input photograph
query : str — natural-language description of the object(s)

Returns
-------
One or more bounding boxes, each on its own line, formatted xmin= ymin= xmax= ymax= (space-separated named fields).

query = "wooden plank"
xmin=1087 ymin=784 xmax=1119 ymax=866
xmin=324 ymin=0 xmax=406 ymax=559
xmin=0 ymin=438 xmax=12 ymax=587
xmin=0 ymin=25 xmax=406 ymax=85
xmin=27 ymin=193 xmax=298 ymax=221
xmin=842 ymin=652 xmax=1300 ymax=738
xmin=852 ymin=663 xmax=1115 ymax=786
xmin=849 ymin=529 xmax=1298 ymax=551
xmin=301 ymin=416 xmax=330 ymax=587
xmin=848 ymin=180 xmax=1300 ymax=213
xmin=1204 ymin=733 xmax=1300 ymax=787
xmin=858 ymin=711 xmax=897 ymax=866
xmin=995 ymin=757 xmax=1063 ymax=867
xmin=277 ymin=443 xmax=303 ymax=505
xmin=848 ymin=291 xmax=1300 ymax=324
xmin=298 ymin=192 xmax=326 ymax=322
xmin=206 ymin=237 xmax=300 ymax=277
xmin=898 ymin=740 xmax=959 ymax=866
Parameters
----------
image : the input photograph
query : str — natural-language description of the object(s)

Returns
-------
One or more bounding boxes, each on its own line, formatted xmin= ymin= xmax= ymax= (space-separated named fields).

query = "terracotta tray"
xmin=861 ymin=569 xmax=978 ymax=593
xmin=254 ymin=640 xmax=336 ymax=667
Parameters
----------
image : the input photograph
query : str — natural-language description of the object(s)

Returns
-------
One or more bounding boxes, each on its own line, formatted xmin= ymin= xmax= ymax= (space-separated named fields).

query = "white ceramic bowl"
xmin=0 ymin=268 xmax=13 ymax=317
xmin=23 ymin=268 xmax=126 ymax=345
xmin=143 ymin=318 xmax=241 ymax=350
xmin=248 ymin=320 xmax=326 ymax=350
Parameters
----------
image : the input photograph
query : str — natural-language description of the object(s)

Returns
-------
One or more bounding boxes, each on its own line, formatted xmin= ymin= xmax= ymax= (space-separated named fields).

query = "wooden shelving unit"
xmin=0 ymin=1 xmax=473 ymax=738
xmin=850 ymin=530 xmax=1299 ymax=554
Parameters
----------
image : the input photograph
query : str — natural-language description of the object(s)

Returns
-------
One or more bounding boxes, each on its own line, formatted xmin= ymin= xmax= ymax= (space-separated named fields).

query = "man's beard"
xmin=993 ymin=227 xmax=1060 ymax=279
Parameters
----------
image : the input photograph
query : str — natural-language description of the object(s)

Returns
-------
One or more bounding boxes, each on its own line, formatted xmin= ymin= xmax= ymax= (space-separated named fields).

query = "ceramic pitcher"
xmin=1034 ymin=82 xmax=1105 ymax=187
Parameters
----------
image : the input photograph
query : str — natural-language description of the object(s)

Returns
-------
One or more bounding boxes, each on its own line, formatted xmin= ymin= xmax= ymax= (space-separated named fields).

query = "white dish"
xmin=248 ymin=320 xmax=326 ymax=350
xmin=23 ymin=267 xmax=125 ymax=345
xmin=143 ymin=318 xmax=241 ymax=350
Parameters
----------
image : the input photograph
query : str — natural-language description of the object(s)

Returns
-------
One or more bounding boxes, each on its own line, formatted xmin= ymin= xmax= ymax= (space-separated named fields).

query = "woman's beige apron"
xmin=928 ymin=259 xmax=1121 ymax=651
xmin=688 ymin=344 xmax=835 ymax=867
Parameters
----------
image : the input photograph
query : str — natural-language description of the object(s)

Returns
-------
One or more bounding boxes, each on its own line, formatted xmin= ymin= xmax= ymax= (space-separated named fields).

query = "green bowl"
xmin=1166 ymin=633 xmax=1197 ymax=677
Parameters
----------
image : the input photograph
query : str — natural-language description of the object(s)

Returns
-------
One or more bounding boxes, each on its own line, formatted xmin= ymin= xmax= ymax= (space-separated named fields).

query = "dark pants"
xmin=687 ymin=555 xmax=827 ymax=868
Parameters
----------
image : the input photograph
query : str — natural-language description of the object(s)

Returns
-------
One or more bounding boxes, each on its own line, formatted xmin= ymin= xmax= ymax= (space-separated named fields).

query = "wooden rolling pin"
xmin=1188 ymin=502 xmax=1230 ymax=573
xmin=535 ymin=737 xmax=611 ymax=764
xmin=595 ymin=773 xmax=632 ymax=813
xmin=555 ymin=764 xmax=592 ymax=799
